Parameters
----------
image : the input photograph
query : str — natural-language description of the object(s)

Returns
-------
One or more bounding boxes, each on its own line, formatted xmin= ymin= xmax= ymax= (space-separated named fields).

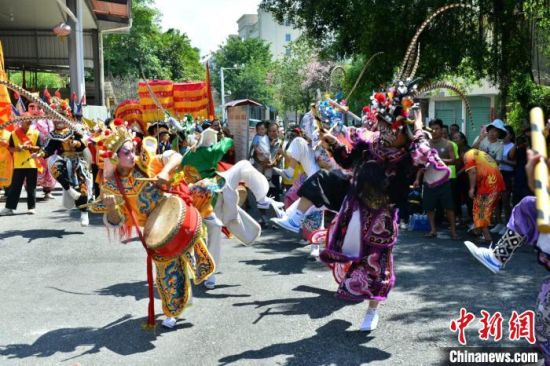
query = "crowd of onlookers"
xmin=245 ymin=116 xmax=547 ymax=242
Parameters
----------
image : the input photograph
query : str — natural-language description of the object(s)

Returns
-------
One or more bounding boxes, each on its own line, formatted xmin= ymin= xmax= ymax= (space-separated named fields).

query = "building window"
xmin=284 ymin=18 xmax=291 ymax=27
xmin=285 ymin=33 xmax=291 ymax=42
xmin=285 ymin=48 xmax=291 ymax=56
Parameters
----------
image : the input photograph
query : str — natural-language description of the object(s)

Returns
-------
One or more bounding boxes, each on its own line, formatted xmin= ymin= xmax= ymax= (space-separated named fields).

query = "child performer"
xmin=320 ymin=161 xmax=397 ymax=331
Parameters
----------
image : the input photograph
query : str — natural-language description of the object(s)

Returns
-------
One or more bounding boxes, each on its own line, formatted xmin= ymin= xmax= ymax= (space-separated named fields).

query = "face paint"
xmin=117 ymin=141 xmax=136 ymax=168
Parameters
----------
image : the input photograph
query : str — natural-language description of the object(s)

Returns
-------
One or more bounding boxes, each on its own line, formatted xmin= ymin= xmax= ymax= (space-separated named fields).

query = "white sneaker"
xmin=0 ymin=208 xmax=14 ymax=216
xmin=44 ymin=192 xmax=54 ymax=200
xmin=28 ymin=209 xmax=36 ymax=215
xmin=360 ymin=308 xmax=379 ymax=331
xmin=310 ymin=244 xmax=320 ymax=257
xmin=204 ymin=275 xmax=216 ymax=289
xmin=80 ymin=211 xmax=89 ymax=227
xmin=464 ymin=241 xmax=502 ymax=274
xmin=399 ymin=220 xmax=408 ymax=230
xmin=161 ymin=317 xmax=177 ymax=328
xmin=67 ymin=187 xmax=82 ymax=201
xmin=490 ymin=224 xmax=505 ymax=234
xmin=270 ymin=216 xmax=300 ymax=234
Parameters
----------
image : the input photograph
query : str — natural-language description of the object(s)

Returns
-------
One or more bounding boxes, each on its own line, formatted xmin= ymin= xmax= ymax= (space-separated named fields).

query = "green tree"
xmin=261 ymin=0 xmax=550 ymax=119
xmin=211 ymin=36 xmax=274 ymax=105
xmin=158 ymin=29 xmax=204 ymax=82
xmin=103 ymin=0 xmax=203 ymax=82
xmin=272 ymin=38 xmax=337 ymax=114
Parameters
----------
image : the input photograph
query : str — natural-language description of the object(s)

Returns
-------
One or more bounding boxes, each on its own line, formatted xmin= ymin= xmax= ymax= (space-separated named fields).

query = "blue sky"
xmin=154 ymin=0 xmax=260 ymax=57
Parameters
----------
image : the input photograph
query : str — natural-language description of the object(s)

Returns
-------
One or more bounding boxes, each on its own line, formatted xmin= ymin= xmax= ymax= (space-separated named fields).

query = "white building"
xmin=237 ymin=8 xmax=302 ymax=59
xmin=419 ymin=79 xmax=499 ymax=144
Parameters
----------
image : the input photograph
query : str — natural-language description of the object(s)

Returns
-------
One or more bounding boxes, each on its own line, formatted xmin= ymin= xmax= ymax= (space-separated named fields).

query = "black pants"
xmin=298 ymin=169 xmax=351 ymax=212
xmin=91 ymin=164 xmax=100 ymax=199
xmin=6 ymin=168 xmax=37 ymax=210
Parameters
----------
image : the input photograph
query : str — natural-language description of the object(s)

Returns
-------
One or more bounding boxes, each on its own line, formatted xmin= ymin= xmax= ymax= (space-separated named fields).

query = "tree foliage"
xmin=103 ymin=0 xmax=203 ymax=82
xmin=211 ymin=36 xmax=274 ymax=105
xmin=261 ymin=0 xmax=550 ymax=119
xmin=272 ymin=38 xmax=337 ymax=114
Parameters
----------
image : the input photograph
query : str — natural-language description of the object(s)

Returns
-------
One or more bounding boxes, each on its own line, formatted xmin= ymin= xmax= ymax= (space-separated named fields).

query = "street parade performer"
xmin=27 ymin=100 xmax=57 ymax=200
xmin=88 ymin=118 xmax=215 ymax=329
xmin=41 ymin=98 xmax=93 ymax=226
xmin=169 ymin=117 xmax=284 ymax=288
xmin=273 ymin=80 xmax=451 ymax=331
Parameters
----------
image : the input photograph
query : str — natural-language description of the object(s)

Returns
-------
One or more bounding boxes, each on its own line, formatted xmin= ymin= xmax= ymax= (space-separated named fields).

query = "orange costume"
xmin=464 ymin=148 xmax=505 ymax=228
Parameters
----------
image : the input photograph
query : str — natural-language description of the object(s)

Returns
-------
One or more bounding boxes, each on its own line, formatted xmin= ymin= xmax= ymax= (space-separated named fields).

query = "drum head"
xmin=144 ymin=195 xmax=185 ymax=249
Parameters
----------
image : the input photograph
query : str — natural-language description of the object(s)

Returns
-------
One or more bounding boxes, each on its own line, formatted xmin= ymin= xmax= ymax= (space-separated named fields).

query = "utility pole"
xmin=220 ymin=66 xmax=243 ymax=123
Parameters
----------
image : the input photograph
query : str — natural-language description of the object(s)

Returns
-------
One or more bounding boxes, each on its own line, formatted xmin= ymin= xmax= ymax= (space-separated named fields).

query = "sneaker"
xmin=44 ymin=192 xmax=54 ymax=200
xmin=463 ymin=241 xmax=502 ymax=274
xmin=80 ymin=212 xmax=89 ymax=227
xmin=399 ymin=220 xmax=408 ymax=230
xmin=490 ymin=224 xmax=505 ymax=234
xmin=360 ymin=308 xmax=379 ymax=331
xmin=310 ymin=244 xmax=320 ymax=257
xmin=270 ymin=216 xmax=300 ymax=234
xmin=28 ymin=209 xmax=36 ymax=215
xmin=161 ymin=317 xmax=177 ymax=328
xmin=0 ymin=208 xmax=14 ymax=216
xmin=204 ymin=275 xmax=216 ymax=289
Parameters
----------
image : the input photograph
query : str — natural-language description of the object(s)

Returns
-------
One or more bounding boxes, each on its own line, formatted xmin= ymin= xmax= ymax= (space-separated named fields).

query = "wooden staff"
xmin=529 ymin=107 xmax=550 ymax=233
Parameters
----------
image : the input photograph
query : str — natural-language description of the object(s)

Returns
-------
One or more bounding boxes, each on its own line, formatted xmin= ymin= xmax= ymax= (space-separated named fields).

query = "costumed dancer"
xmin=320 ymin=161 xmax=397 ymax=331
xmin=169 ymin=118 xmax=283 ymax=288
xmin=274 ymin=82 xmax=450 ymax=331
xmin=29 ymin=101 xmax=57 ymax=199
xmin=89 ymin=119 xmax=215 ymax=329
xmin=41 ymin=98 xmax=92 ymax=226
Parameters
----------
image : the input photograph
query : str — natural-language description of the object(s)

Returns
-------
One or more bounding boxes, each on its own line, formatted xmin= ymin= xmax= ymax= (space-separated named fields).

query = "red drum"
xmin=144 ymin=194 xmax=201 ymax=258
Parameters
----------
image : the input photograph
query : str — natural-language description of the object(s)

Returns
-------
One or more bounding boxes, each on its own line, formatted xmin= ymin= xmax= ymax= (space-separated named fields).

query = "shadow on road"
xmin=218 ymin=319 xmax=391 ymax=365
xmin=233 ymin=285 xmax=356 ymax=322
xmin=194 ymin=284 xmax=251 ymax=299
xmin=94 ymin=281 xmax=251 ymax=301
xmin=0 ymin=314 xmax=192 ymax=360
xmin=95 ymin=280 xmax=160 ymax=301
xmin=240 ymin=254 xmax=321 ymax=275
xmin=0 ymin=229 xmax=84 ymax=243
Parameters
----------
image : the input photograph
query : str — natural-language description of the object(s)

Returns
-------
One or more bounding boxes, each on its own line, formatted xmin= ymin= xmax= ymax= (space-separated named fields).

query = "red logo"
xmin=450 ymin=309 xmax=535 ymax=345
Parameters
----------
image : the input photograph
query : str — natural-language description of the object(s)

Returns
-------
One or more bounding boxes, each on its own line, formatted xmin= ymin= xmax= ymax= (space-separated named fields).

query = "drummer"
xmin=89 ymin=118 xmax=215 ymax=329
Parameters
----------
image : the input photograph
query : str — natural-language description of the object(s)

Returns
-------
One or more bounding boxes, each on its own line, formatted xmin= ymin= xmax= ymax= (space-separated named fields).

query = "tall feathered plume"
xmin=398 ymin=3 xmax=474 ymax=81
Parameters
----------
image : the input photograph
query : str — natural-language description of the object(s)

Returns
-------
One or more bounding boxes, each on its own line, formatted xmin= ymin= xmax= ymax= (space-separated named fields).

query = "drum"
xmin=144 ymin=194 xmax=201 ymax=258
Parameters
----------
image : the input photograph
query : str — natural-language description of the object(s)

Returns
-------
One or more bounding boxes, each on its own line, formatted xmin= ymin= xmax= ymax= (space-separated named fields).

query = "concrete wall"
xmin=237 ymin=9 xmax=303 ymax=59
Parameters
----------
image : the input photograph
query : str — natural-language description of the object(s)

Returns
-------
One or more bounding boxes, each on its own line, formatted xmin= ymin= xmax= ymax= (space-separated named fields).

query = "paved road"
xmin=0 ymin=190 xmax=545 ymax=365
